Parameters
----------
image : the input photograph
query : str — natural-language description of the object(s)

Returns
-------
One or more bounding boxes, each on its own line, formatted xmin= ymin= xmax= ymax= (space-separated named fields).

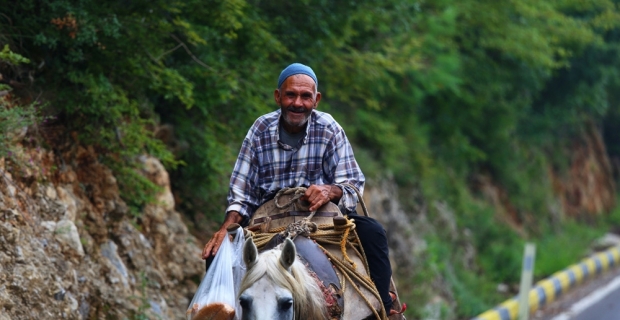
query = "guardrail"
xmin=472 ymin=244 xmax=620 ymax=320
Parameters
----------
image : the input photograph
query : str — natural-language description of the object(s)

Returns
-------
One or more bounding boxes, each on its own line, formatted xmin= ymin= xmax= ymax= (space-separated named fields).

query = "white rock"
xmin=602 ymin=233 xmax=620 ymax=245
xmin=140 ymin=156 xmax=175 ymax=211
xmin=497 ymin=283 xmax=509 ymax=293
xmin=593 ymin=233 xmax=620 ymax=250
xmin=157 ymin=188 xmax=175 ymax=211
xmin=100 ymin=240 xmax=129 ymax=288
xmin=45 ymin=185 xmax=58 ymax=200
xmin=65 ymin=292 xmax=79 ymax=312
xmin=54 ymin=220 xmax=84 ymax=257
xmin=6 ymin=184 xmax=16 ymax=204
xmin=41 ymin=221 xmax=57 ymax=233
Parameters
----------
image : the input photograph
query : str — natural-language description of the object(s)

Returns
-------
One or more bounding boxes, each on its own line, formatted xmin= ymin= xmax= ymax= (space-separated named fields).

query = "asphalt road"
xmin=568 ymin=282 xmax=620 ymax=320
xmin=533 ymin=266 xmax=620 ymax=320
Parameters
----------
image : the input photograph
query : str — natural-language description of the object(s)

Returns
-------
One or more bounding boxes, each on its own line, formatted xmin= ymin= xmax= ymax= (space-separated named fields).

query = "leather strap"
xmin=252 ymin=211 xmax=339 ymax=224
xmin=294 ymin=236 xmax=344 ymax=311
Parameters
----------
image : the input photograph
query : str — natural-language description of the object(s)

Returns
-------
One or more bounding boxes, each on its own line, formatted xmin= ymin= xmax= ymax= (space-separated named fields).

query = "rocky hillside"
xmin=0 ymin=144 xmax=203 ymax=319
xmin=0 ymin=138 xmax=428 ymax=320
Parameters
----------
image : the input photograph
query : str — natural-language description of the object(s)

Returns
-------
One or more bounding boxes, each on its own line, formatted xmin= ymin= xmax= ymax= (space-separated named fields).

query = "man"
xmin=202 ymin=63 xmax=399 ymax=315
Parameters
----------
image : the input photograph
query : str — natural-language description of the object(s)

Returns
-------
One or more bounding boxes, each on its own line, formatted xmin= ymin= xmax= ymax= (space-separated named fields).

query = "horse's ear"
xmin=279 ymin=238 xmax=296 ymax=270
xmin=243 ymin=237 xmax=258 ymax=268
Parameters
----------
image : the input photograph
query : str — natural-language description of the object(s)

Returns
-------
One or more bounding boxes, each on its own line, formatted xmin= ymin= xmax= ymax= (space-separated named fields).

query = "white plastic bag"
xmin=229 ymin=227 xmax=246 ymax=318
xmin=186 ymin=227 xmax=246 ymax=320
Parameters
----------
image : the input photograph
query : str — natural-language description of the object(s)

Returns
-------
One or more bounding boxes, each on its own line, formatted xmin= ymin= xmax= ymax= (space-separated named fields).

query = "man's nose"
xmin=293 ymin=95 xmax=304 ymax=106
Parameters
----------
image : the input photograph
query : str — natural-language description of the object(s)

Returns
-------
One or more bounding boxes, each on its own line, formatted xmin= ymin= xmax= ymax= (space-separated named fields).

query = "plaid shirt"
xmin=227 ymin=109 xmax=365 ymax=219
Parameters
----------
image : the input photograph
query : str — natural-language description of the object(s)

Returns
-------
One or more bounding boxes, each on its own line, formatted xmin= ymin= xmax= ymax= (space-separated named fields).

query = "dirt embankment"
xmin=474 ymin=125 xmax=616 ymax=230
xmin=552 ymin=125 xmax=616 ymax=217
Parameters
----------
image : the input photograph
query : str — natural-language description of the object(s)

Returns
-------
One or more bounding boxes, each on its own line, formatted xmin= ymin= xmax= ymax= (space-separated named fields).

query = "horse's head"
xmin=238 ymin=238 xmax=327 ymax=320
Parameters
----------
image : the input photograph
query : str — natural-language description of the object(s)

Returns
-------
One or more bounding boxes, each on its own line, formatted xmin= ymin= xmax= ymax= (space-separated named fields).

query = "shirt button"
xmin=292 ymin=168 xmax=295 ymax=171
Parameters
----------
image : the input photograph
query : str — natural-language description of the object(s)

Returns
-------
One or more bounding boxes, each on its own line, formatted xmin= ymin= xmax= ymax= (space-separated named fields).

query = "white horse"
xmin=238 ymin=238 xmax=328 ymax=320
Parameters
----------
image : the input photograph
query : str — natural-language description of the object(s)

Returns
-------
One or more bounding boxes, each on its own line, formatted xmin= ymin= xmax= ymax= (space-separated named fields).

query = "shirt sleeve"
xmin=226 ymin=135 xmax=261 ymax=220
xmin=324 ymin=127 xmax=365 ymax=214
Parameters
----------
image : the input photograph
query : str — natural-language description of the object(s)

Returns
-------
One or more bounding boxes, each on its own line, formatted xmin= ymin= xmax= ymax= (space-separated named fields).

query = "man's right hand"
xmin=202 ymin=211 xmax=243 ymax=260
xmin=202 ymin=228 xmax=230 ymax=259
xmin=303 ymin=184 xmax=343 ymax=211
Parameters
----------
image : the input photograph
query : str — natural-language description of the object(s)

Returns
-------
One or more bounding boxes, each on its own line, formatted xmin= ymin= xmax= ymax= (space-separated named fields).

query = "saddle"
xmin=246 ymin=190 xmax=406 ymax=320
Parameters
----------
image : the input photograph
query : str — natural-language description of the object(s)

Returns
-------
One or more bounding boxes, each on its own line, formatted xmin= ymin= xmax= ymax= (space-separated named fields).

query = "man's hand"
xmin=202 ymin=211 xmax=243 ymax=259
xmin=202 ymin=229 xmax=229 ymax=259
xmin=302 ymin=184 xmax=343 ymax=211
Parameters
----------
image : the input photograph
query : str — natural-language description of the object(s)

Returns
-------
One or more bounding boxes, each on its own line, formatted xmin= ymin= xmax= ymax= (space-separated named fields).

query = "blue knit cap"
xmin=277 ymin=63 xmax=318 ymax=88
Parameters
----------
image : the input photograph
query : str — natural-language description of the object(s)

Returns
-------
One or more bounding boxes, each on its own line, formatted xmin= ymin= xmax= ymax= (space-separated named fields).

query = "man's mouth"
xmin=287 ymin=107 xmax=306 ymax=114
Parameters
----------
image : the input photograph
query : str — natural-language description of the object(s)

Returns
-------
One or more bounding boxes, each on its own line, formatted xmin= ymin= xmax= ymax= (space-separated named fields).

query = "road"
xmin=551 ymin=275 xmax=620 ymax=320
xmin=533 ymin=267 xmax=620 ymax=320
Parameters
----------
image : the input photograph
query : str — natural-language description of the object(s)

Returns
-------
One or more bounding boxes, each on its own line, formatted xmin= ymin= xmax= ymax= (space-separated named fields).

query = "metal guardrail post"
xmin=518 ymin=243 xmax=536 ymax=320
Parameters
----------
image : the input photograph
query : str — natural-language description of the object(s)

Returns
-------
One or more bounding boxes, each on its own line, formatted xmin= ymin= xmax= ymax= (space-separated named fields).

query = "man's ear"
xmin=274 ymin=89 xmax=281 ymax=105
xmin=313 ymin=91 xmax=321 ymax=109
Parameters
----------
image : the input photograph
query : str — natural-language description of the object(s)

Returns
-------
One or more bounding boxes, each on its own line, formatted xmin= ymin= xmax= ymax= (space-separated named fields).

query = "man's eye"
xmin=301 ymin=94 xmax=313 ymax=100
xmin=286 ymin=93 xmax=296 ymax=99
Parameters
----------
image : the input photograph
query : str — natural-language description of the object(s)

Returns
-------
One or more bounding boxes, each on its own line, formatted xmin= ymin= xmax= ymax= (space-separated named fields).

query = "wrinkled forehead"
xmin=279 ymin=74 xmax=317 ymax=92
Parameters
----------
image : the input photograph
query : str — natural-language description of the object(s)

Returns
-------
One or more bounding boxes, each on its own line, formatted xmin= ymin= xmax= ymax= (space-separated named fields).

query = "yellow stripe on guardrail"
xmin=471 ymin=245 xmax=620 ymax=320
xmin=537 ymin=279 xmax=556 ymax=302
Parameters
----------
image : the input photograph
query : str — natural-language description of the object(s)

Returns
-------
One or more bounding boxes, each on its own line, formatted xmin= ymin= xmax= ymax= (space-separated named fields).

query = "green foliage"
xmin=449 ymin=263 xmax=499 ymax=317
xmin=0 ymin=45 xmax=40 ymax=170
xmin=535 ymin=221 xmax=607 ymax=277
xmin=0 ymin=44 xmax=37 ymax=158
xmin=0 ymin=101 xmax=36 ymax=157
xmin=424 ymin=211 xmax=512 ymax=317
xmin=606 ymin=201 xmax=620 ymax=225
xmin=0 ymin=44 xmax=30 ymax=65
xmin=465 ymin=207 xmax=525 ymax=284
xmin=113 ymin=165 xmax=162 ymax=217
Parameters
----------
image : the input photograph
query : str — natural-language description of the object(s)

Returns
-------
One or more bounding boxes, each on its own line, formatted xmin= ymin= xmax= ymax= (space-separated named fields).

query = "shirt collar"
xmin=274 ymin=109 xmax=314 ymax=148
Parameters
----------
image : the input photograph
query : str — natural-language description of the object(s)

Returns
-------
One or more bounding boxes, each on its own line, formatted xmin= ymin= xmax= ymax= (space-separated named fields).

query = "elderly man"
xmin=202 ymin=63 xmax=399 ymax=315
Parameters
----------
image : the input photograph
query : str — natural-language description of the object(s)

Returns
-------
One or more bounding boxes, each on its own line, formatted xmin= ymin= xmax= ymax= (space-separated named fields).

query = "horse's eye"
xmin=278 ymin=298 xmax=293 ymax=311
xmin=240 ymin=296 xmax=252 ymax=310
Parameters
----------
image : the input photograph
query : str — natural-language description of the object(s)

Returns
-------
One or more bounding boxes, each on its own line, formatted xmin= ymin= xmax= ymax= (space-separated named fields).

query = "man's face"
xmin=274 ymin=74 xmax=321 ymax=133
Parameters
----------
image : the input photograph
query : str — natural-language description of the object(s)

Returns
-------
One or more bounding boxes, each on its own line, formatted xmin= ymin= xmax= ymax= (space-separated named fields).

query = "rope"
xmin=324 ymin=248 xmax=385 ymax=320
xmin=280 ymin=210 xmax=317 ymax=240
xmin=335 ymin=218 xmax=357 ymax=269
xmin=274 ymin=187 xmax=317 ymax=240
xmin=274 ymin=187 xmax=307 ymax=209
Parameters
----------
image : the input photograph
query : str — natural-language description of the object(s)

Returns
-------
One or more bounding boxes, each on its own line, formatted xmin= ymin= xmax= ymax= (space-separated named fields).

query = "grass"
xmin=534 ymin=220 xmax=610 ymax=279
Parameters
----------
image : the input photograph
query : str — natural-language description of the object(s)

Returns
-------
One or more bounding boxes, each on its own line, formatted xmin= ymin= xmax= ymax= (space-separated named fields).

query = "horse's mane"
xmin=239 ymin=246 xmax=327 ymax=320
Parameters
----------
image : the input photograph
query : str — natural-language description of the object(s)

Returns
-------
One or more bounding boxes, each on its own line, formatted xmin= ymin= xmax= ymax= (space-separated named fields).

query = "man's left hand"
xmin=302 ymin=184 xmax=342 ymax=211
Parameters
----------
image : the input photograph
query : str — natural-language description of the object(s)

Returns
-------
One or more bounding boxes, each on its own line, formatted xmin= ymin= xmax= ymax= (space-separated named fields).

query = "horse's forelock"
xmin=239 ymin=246 xmax=327 ymax=319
